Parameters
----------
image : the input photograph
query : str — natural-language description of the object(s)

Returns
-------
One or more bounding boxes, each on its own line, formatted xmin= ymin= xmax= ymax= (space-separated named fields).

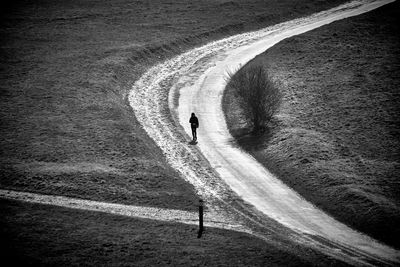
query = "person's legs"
xmin=191 ymin=127 xmax=196 ymax=141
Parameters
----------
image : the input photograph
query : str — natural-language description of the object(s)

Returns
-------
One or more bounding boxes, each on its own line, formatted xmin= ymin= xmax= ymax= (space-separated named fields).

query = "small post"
xmin=197 ymin=199 xmax=204 ymax=238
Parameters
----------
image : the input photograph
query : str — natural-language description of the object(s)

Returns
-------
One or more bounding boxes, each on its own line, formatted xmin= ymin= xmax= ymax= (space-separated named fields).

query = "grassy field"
xmin=0 ymin=0 xmax=347 ymax=210
xmin=223 ymin=1 xmax=400 ymax=248
xmin=0 ymin=199 xmax=348 ymax=266
xmin=0 ymin=0 xmax=365 ymax=265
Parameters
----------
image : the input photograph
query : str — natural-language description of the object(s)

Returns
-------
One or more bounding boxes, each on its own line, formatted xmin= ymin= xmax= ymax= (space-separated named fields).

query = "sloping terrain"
xmin=223 ymin=0 xmax=400 ymax=249
xmin=130 ymin=1 xmax=399 ymax=265
xmin=0 ymin=0 xmax=348 ymax=210
xmin=1 ymin=0 xmax=361 ymax=265
xmin=2 ymin=199 xmax=347 ymax=267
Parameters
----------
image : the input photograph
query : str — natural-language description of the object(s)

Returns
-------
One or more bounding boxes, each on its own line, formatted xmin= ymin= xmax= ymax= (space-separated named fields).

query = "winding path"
xmin=130 ymin=0 xmax=399 ymax=265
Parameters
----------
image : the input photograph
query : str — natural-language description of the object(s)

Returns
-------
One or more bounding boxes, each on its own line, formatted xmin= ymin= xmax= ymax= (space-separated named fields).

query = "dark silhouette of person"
xmin=189 ymin=112 xmax=199 ymax=141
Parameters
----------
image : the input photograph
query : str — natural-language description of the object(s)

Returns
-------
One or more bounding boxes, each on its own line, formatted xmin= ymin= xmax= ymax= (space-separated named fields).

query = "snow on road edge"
xmin=129 ymin=0 xmax=399 ymax=265
xmin=0 ymin=189 xmax=247 ymax=232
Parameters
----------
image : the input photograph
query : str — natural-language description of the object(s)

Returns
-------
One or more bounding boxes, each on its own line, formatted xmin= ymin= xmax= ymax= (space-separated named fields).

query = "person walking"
xmin=189 ymin=112 xmax=199 ymax=141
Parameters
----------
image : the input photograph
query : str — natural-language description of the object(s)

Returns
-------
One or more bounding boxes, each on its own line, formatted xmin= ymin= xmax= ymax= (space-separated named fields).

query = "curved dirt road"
xmin=130 ymin=0 xmax=399 ymax=265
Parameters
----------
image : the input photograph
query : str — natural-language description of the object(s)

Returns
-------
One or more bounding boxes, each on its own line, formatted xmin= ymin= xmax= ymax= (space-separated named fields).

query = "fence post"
xmin=197 ymin=199 xmax=204 ymax=238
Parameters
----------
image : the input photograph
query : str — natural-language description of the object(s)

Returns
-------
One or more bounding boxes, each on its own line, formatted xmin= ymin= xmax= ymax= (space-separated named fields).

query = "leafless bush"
xmin=227 ymin=65 xmax=281 ymax=133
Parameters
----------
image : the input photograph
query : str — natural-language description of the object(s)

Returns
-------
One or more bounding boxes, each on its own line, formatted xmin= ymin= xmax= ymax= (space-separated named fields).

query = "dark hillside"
xmin=0 ymin=0 xmax=347 ymax=209
xmin=1 ymin=199 xmax=348 ymax=266
xmin=224 ymin=1 xmax=400 ymax=248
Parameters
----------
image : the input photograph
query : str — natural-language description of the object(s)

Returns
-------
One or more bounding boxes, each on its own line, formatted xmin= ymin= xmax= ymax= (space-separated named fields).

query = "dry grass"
xmin=0 ymin=199 xmax=348 ymax=266
xmin=1 ymin=0 xmax=357 ymax=264
xmin=223 ymin=1 xmax=400 ymax=248
xmin=0 ymin=0 xmax=348 ymax=209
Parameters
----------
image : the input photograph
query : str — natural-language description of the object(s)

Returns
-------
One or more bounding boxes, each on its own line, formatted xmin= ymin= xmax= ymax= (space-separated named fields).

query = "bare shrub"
xmin=227 ymin=65 xmax=281 ymax=133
